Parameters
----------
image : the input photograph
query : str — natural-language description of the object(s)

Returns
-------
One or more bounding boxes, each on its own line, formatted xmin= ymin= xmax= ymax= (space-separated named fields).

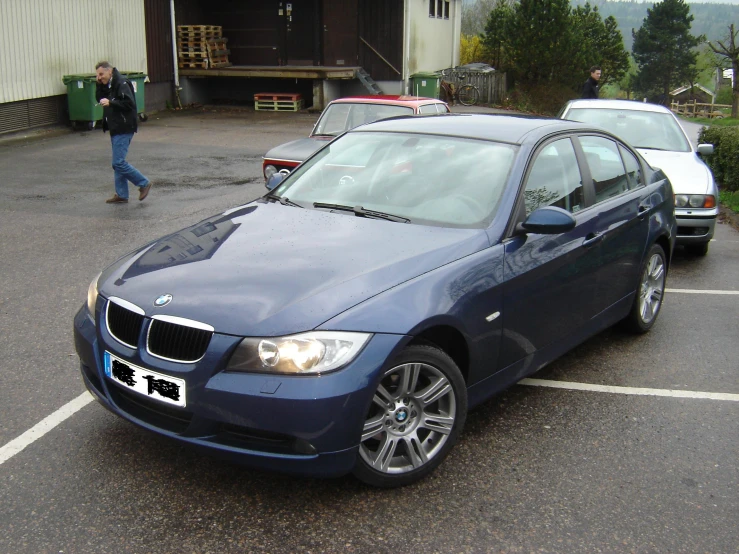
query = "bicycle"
xmin=440 ymin=68 xmax=480 ymax=106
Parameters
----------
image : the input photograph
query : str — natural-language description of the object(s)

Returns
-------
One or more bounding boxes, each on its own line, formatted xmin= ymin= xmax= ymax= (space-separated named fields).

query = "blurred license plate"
xmin=103 ymin=351 xmax=186 ymax=407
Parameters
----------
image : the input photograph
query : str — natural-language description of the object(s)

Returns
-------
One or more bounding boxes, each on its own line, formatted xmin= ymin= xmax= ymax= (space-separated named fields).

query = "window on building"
xmin=429 ymin=0 xmax=435 ymax=17
xmin=437 ymin=0 xmax=443 ymax=18
xmin=444 ymin=0 xmax=450 ymax=19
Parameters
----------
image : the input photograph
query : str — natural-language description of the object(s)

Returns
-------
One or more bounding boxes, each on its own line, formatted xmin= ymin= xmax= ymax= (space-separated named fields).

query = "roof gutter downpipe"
xmin=170 ymin=0 xmax=182 ymax=108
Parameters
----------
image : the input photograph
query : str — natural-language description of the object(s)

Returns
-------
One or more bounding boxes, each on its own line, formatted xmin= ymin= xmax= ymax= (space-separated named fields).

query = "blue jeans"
xmin=111 ymin=133 xmax=149 ymax=199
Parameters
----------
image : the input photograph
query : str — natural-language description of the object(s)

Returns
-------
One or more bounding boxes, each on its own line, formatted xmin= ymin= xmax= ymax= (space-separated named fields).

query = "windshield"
xmin=313 ymin=103 xmax=414 ymax=136
xmin=272 ymin=132 xmax=516 ymax=228
xmin=566 ymin=107 xmax=692 ymax=152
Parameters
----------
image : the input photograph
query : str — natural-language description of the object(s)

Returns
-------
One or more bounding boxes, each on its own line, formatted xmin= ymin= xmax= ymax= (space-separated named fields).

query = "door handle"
xmin=638 ymin=204 xmax=649 ymax=219
xmin=582 ymin=232 xmax=604 ymax=247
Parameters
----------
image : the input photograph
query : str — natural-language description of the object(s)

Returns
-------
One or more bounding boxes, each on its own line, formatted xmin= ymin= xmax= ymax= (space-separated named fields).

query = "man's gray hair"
xmin=95 ymin=61 xmax=113 ymax=70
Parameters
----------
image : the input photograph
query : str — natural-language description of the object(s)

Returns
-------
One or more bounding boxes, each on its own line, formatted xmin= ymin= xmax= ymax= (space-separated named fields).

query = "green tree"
xmin=481 ymin=0 xmax=514 ymax=71
xmin=570 ymin=4 xmax=630 ymax=88
xmin=632 ymin=0 xmax=704 ymax=104
xmin=708 ymin=24 xmax=739 ymax=118
xmin=503 ymin=0 xmax=575 ymax=85
xmin=618 ymin=57 xmax=639 ymax=100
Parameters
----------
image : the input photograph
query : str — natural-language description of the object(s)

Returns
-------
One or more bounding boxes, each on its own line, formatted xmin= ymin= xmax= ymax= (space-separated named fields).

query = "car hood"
xmin=637 ymin=149 xmax=714 ymax=195
xmin=98 ymin=202 xmax=488 ymax=337
xmin=263 ymin=137 xmax=332 ymax=163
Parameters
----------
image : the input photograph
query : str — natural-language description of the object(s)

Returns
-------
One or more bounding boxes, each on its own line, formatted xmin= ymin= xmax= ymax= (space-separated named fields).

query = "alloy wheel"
xmin=359 ymin=362 xmax=457 ymax=475
xmin=639 ymin=252 xmax=665 ymax=324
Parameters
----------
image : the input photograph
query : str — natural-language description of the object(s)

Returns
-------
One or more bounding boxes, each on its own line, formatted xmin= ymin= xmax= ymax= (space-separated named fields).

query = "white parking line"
xmin=666 ymin=288 xmax=739 ymax=295
xmin=520 ymin=378 xmax=739 ymax=401
xmin=0 ymin=392 xmax=93 ymax=466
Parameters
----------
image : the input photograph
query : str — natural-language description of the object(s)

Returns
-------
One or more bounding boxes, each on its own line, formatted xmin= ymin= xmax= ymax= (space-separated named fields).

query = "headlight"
xmin=675 ymin=194 xmax=715 ymax=209
xmin=87 ymin=272 xmax=102 ymax=323
xmin=264 ymin=164 xmax=277 ymax=180
xmin=226 ymin=331 xmax=372 ymax=375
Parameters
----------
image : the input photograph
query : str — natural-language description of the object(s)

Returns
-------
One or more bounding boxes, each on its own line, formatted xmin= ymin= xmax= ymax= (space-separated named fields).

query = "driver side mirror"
xmin=697 ymin=144 xmax=714 ymax=156
xmin=516 ymin=206 xmax=577 ymax=235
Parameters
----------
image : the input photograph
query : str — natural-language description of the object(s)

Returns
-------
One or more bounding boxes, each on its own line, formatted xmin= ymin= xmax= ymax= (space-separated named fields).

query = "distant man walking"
xmin=95 ymin=61 xmax=151 ymax=203
xmin=582 ymin=66 xmax=601 ymax=99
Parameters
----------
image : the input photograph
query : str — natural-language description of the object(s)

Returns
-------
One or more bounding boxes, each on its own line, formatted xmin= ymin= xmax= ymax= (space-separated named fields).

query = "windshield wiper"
xmin=313 ymin=202 xmax=410 ymax=223
xmin=264 ymin=194 xmax=303 ymax=208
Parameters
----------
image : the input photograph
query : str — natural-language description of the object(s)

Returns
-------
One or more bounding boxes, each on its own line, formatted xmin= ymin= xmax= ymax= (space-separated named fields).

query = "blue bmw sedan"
xmin=74 ymin=114 xmax=676 ymax=487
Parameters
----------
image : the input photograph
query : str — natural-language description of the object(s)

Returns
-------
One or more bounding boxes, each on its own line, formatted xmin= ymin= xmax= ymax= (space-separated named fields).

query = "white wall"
xmin=0 ymin=0 xmax=147 ymax=103
xmin=405 ymin=0 xmax=461 ymax=79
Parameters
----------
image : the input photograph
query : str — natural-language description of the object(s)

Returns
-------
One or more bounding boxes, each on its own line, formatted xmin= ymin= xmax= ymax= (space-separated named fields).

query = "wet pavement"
xmin=0 ymin=107 xmax=737 ymax=553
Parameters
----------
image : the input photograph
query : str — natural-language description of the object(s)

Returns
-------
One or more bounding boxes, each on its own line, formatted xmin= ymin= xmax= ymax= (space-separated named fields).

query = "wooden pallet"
xmin=210 ymin=61 xmax=233 ymax=68
xmin=177 ymin=25 xmax=222 ymax=33
xmin=179 ymin=30 xmax=222 ymax=38
xmin=254 ymin=92 xmax=303 ymax=102
xmin=178 ymin=44 xmax=209 ymax=52
xmin=178 ymin=51 xmax=208 ymax=59
xmin=178 ymin=60 xmax=209 ymax=69
xmin=255 ymin=99 xmax=305 ymax=112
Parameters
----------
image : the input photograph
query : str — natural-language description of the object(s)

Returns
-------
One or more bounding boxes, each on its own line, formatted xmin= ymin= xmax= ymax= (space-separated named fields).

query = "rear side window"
xmin=419 ymin=104 xmax=438 ymax=115
xmin=524 ymin=138 xmax=584 ymax=215
xmin=579 ymin=136 xmax=630 ymax=203
xmin=619 ymin=145 xmax=644 ymax=189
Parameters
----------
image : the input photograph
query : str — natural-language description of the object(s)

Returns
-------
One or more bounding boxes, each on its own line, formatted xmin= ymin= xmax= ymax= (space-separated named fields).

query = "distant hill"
xmin=462 ymin=0 xmax=739 ymax=52
xmin=571 ymin=0 xmax=739 ymax=51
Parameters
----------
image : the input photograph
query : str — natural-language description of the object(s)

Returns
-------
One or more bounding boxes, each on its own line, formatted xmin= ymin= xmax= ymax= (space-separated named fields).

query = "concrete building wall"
xmin=0 ymin=0 xmax=147 ymax=104
xmin=405 ymin=0 xmax=461 ymax=78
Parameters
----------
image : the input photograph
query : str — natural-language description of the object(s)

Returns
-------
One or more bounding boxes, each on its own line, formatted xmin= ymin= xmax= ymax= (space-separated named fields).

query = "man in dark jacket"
xmin=95 ymin=61 xmax=151 ymax=203
xmin=582 ymin=66 xmax=601 ymax=99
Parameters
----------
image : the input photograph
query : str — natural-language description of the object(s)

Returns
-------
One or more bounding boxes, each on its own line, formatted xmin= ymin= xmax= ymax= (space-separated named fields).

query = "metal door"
xmin=322 ymin=0 xmax=358 ymax=66
xmin=279 ymin=0 xmax=318 ymax=65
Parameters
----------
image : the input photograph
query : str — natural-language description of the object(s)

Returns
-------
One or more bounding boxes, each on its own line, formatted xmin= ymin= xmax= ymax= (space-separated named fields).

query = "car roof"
xmin=329 ymin=95 xmax=445 ymax=107
xmin=351 ymin=113 xmax=593 ymax=145
xmin=565 ymin=99 xmax=672 ymax=114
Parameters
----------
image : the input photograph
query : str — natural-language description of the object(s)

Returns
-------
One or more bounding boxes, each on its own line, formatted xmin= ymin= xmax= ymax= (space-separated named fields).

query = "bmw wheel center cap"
xmin=154 ymin=294 xmax=173 ymax=307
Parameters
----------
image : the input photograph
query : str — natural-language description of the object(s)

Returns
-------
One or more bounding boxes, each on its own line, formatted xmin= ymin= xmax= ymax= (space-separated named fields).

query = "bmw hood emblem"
xmin=154 ymin=294 xmax=173 ymax=307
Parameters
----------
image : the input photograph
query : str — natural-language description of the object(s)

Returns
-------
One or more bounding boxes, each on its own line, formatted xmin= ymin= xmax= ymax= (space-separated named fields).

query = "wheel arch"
xmin=654 ymin=233 xmax=672 ymax=271
xmin=407 ymin=325 xmax=471 ymax=384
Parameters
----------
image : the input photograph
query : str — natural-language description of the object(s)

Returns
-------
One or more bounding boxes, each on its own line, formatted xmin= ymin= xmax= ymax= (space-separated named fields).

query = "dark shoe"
xmin=138 ymin=182 xmax=152 ymax=201
xmin=106 ymin=194 xmax=128 ymax=204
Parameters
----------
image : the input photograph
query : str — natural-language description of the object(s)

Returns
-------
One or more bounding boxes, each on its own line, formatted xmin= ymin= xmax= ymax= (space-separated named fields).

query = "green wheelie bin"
xmin=409 ymin=72 xmax=441 ymax=99
xmin=62 ymin=72 xmax=148 ymax=130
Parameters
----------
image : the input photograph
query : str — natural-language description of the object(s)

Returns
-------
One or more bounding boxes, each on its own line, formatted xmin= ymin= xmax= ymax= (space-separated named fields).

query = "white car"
xmin=559 ymin=99 xmax=717 ymax=256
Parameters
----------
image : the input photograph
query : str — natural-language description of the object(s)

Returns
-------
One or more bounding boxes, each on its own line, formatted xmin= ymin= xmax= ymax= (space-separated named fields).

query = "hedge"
xmin=698 ymin=126 xmax=739 ymax=192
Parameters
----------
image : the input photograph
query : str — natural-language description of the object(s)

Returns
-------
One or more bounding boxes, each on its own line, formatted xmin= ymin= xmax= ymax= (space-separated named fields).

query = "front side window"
xmin=419 ymin=104 xmax=439 ymax=115
xmin=579 ymin=136 xmax=630 ymax=203
xmin=524 ymin=138 xmax=584 ymax=215
xmin=273 ymin=132 xmax=517 ymax=228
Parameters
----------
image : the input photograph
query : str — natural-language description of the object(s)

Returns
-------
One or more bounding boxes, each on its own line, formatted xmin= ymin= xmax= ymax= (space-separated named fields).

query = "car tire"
xmin=353 ymin=344 xmax=467 ymax=488
xmin=685 ymin=242 xmax=709 ymax=256
xmin=623 ymin=243 xmax=667 ymax=333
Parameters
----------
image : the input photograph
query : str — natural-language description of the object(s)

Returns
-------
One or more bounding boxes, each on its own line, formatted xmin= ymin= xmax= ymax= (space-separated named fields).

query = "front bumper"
xmin=74 ymin=305 xmax=407 ymax=477
xmin=674 ymin=208 xmax=717 ymax=244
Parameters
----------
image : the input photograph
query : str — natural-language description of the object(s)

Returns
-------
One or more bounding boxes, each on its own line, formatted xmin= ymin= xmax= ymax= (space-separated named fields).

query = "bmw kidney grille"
xmin=106 ymin=299 xmax=213 ymax=363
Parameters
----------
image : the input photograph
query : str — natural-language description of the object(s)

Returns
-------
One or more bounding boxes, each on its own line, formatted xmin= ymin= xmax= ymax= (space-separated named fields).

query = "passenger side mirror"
xmin=266 ymin=172 xmax=286 ymax=191
xmin=697 ymin=144 xmax=714 ymax=156
xmin=517 ymin=206 xmax=577 ymax=234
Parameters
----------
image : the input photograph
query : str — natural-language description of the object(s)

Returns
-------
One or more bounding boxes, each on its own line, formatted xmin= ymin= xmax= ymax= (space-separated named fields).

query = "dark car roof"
xmin=352 ymin=113 xmax=593 ymax=145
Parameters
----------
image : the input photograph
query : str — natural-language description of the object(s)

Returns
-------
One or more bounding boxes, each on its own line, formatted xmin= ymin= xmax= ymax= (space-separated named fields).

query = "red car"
xmin=262 ymin=95 xmax=450 ymax=180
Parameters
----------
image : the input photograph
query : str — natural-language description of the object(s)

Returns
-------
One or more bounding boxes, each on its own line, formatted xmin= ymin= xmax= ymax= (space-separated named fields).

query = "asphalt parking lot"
xmin=0 ymin=107 xmax=737 ymax=553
